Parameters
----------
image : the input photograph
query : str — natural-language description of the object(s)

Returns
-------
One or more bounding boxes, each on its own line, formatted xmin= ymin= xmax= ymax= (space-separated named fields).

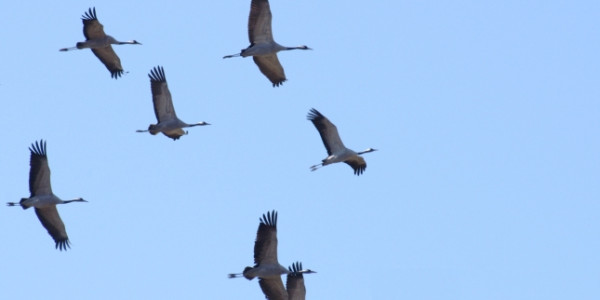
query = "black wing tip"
xmin=82 ymin=7 xmax=97 ymax=21
xmin=272 ymin=79 xmax=286 ymax=87
xmin=288 ymin=261 xmax=303 ymax=273
xmin=353 ymin=165 xmax=366 ymax=176
xmin=29 ymin=140 xmax=47 ymax=156
xmin=56 ymin=239 xmax=71 ymax=251
xmin=307 ymin=108 xmax=323 ymax=121
xmin=260 ymin=210 xmax=277 ymax=228
xmin=111 ymin=69 xmax=124 ymax=79
xmin=148 ymin=66 xmax=166 ymax=82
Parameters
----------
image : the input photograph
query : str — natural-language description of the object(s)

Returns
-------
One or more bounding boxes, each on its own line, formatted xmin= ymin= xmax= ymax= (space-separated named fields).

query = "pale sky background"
xmin=1 ymin=1 xmax=599 ymax=299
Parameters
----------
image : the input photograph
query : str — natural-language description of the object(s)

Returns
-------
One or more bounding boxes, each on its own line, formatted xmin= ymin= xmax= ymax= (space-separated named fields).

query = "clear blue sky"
xmin=1 ymin=1 xmax=599 ymax=299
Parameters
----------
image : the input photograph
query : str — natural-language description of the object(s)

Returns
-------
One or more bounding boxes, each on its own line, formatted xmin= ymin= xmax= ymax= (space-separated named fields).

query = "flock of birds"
xmin=7 ymin=1 xmax=377 ymax=299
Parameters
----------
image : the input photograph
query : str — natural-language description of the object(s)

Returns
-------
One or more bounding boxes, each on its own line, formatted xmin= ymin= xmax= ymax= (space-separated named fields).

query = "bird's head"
xmin=300 ymin=269 xmax=317 ymax=274
xmin=131 ymin=40 xmax=142 ymax=45
xmin=299 ymin=45 xmax=312 ymax=50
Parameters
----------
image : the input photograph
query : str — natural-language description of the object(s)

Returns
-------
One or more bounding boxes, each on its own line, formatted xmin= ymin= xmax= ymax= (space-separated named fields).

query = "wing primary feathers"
xmin=289 ymin=261 xmax=303 ymax=274
xmin=28 ymin=140 xmax=52 ymax=196
xmin=149 ymin=66 xmax=167 ymax=83
xmin=261 ymin=210 xmax=277 ymax=228
xmin=306 ymin=108 xmax=323 ymax=122
xmin=81 ymin=7 xmax=97 ymax=21
xmin=307 ymin=108 xmax=342 ymax=155
xmin=29 ymin=140 xmax=47 ymax=157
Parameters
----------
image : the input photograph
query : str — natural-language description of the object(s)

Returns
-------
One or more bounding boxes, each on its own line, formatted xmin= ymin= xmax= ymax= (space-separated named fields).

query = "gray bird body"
xmin=137 ymin=66 xmax=210 ymax=140
xmin=60 ymin=7 xmax=141 ymax=79
xmin=307 ymin=108 xmax=377 ymax=175
xmin=229 ymin=211 xmax=291 ymax=299
xmin=223 ymin=0 xmax=311 ymax=87
xmin=7 ymin=140 xmax=87 ymax=251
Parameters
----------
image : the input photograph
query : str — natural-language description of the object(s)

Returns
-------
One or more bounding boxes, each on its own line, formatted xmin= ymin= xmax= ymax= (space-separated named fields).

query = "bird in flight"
xmin=307 ymin=108 xmax=377 ymax=175
xmin=60 ymin=7 xmax=141 ymax=79
xmin=229 ymin=210 xmax=291 ymax=299
xmin=223 ymin=0 xmax=311 ymax=87
xmin=136 ymin=66 xmax=210 ymax=140
xmin=7 ymin=140 xmax=87 ymax=251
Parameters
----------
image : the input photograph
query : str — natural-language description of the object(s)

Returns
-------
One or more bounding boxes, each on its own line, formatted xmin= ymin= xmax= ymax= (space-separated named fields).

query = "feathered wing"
xmin=81 ymin=7 xmax=105 ymax=40
xmin=253 ymin=55 xmax=286 ymax=87
xmin=345 ymin=156 xmax=367 ymax=176
xmin=248 ymin=0 xmax=274 ymax=44
xmin=254 ymin=210 xmax=279 ymax=265
xmin=81 ymin=7 xmax=124 ymax=78
xmin=29 ymin=140 xmax=52 ymax=196
xmin=149 ymin=66 xmax=177 ymax=122
xmin=91 ymin=47 xmax=124 ymax=78
xmin=307 ymin=108 xmax=346 ymax=155
xmin=34 ymin=206 xmax=70 ymax=251
xmin=287 ymin=276 xmax=306 ymax=300
xmin=286 ymin=262 xmax=307 ymax=300
xmin=259 ymin=277 xmax=288 ymax=300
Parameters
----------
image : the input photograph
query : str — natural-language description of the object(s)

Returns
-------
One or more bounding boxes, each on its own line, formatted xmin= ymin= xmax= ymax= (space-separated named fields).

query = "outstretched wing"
xmin=286 ymin=262 xmax=307 ymax=300
xmin=81 ymin=7 xmax=124 ymax=78
xmin=81 ymin=7 xmax=106 ymax=40
xmin=254 ymin=210 xmax=279 ymax=265
xmin=248 ymin=0 xmax=274 ymax=44
xmin=307 ymin=108 xmax=346 ymax=155
xmin=90 ymin=47 xmax=124 ymax=78
xmin=28 ymin=140 xmax=52 ymax=196
xmin=345 ymin=156 xmax=367 ymax=176
xmin=253 ymin=55 xmax=286 ymax=87
xmin=35 ymin=206 xmax=70 ymax=251
xmin=259 ymin=277 xmax=288 ymax=300
xmin=149 ymin=66 xmax=177 ymax=122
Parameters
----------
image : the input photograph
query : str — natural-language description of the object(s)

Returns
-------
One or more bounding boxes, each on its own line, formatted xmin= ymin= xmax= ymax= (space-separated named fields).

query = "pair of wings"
xmin=247 ymin=0 xmax=286 ymax=86
xmin=27 ymin=140 xmax=70 ymax=250
xmin=253 ymin=211 xmax=307 ymax=300
xmin=81 ymin=7 xmax=124 ymax=78
xmin=259 ymin=262 xmax=307 ymax=300
xmin=307 ymin=108 xmax=367 ymax=175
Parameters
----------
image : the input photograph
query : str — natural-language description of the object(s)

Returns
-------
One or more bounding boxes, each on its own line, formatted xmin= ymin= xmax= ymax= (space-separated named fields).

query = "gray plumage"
xmin=7 ymin=140 xmax=87 ymax=251
xmin=287 ymin=262 xmax=316 ymax=300
xmin=136 ymin=66 xmax=210 ymax=140
xmin=229 ymin=211 xmax=290 ymax=299
xmin=60 ymin=7 xmax=141 ymax=79
xmin=307 ymin=108 xmax=377 ymax=175
xmin=223 ymin=0 xmax=311 ymax=87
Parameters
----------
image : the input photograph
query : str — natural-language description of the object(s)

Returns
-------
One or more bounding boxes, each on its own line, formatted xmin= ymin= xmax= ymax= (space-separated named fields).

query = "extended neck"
xmin=62 ymin=198 xmax=87 ymax=204
xmin=118 ymin=40 xmax=141 ymax=45
xmin=357 ymin=148 xmax=377 ymax=155
xmin=285 ymin=45 xmax=311 ymax=51
xmin=189 ymin=122 xmax=210 ymax=127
